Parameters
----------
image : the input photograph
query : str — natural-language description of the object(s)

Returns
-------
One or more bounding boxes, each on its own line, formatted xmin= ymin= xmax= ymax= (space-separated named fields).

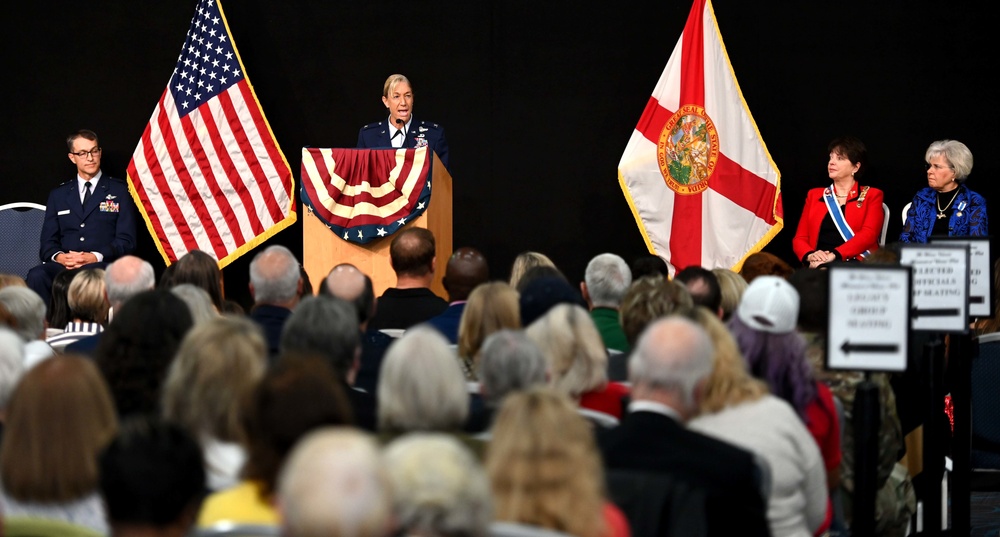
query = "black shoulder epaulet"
xmin=417 ymin=120 xmax=441 ymax=130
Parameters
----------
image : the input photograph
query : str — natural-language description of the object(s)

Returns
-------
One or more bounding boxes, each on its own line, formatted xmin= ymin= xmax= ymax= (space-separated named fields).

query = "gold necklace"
xmin=937 ymin=188 xmax=960 ymax=220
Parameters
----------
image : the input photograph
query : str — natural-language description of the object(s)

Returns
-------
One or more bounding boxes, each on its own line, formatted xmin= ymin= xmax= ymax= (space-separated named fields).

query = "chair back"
xmin=901 ymin=201 xmax=912 ymax=225
xmin=972 ymin=333 xmax=1000 ymax=470
xmin=189 ymin=522 xmax=280 ymax=537
xmin=880 ymin=203 xmax=890 ymax=246
xmin=605 ymin=469 xmax=709 ymax=537
xmin=0 ymin=202 xmax=45 ymax=279
xmin=3 ymin=517 xmax=104 ymax=537
xmin=577 ymin=407 xmax=619 ymax=428
xmin=490 ymin=522 xmax=574 ymax=537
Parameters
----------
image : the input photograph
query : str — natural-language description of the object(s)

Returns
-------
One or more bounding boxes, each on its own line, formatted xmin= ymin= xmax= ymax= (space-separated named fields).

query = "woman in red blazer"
xmin=792 ymin=137 xmax=884 ymax=267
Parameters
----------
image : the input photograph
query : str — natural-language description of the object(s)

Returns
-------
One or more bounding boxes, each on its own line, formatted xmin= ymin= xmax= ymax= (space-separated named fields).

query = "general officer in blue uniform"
xmin=26 ymin=129 xmax=137 ymax=307
xmin=357 ymin=74 xmax=450 ymax=170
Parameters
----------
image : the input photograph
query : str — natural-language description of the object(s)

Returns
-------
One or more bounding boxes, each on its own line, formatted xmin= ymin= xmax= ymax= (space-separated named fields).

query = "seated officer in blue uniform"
xmin=26 ymin=129 xmax=137 ymax=308
xmin=357 ymin=73 xmax=450 ymax=170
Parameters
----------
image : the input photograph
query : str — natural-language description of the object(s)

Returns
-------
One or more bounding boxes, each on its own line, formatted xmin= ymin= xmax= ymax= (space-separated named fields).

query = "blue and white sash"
xmin=823 ymin=184 xmax=870 ymax=259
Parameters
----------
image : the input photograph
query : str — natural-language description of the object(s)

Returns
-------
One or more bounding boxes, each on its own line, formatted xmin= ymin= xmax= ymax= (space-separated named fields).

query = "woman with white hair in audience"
xmin=466 ymin=329 xmax=548 ymax=434
xmin=46 ymin=268 xmax=109 ymax=352
xmin=377 ymin=326 xmax=483 ymax=457
xmin=456 ymin=281 xmax=521 ymax=380
xmin=525 ymin=303 xmax=629 ymax=422
xmin=487 ymin=386 xmax=629 ymax=537
xmin=162 ymin=315 xmax=268 ymax=491
xmin=169 ymin=283 xmax=219 ymax=324
xmin=384 ymin=433 xmax=492 ymax=537
xmin=687 ymin=306 xmax=829 ymax=537
xmin=728 ymin=276 xmax=842 ymax=505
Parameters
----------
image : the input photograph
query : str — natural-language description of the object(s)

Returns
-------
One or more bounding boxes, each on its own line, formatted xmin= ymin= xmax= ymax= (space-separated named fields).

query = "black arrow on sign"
xmin=841 ymin=341 xmax=900 ymax=354
xmin=911 ymin=306 xmax=961 ymax=318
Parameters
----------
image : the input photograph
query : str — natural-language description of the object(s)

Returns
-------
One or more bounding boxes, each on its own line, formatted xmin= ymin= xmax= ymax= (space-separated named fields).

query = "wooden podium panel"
xmin=302 ymin=152 xmax=452 ymax=299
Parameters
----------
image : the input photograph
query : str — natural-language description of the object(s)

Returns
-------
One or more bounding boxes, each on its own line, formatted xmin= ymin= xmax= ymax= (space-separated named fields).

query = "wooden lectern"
xmin=302 ymin=151 xmax=452 ymax=299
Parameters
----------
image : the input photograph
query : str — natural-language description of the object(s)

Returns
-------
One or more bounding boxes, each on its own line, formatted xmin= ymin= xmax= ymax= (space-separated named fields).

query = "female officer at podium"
xmin=357 ymin=74 xmax=450 ymax=170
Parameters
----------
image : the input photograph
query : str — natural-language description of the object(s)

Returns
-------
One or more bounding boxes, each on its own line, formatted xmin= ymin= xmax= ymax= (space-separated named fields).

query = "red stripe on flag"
xmin=145 ymin=102 xmax=202 ymax=256
xmin=669 ymin=0 xmax=708 ymax=271
xmin=217 ymin=87 xmax=285 ymax=227
xmin=178 ymin=110 xmax=248 ymax=252
xmin=235 ymin=82 xmax=294 ymax=201
xmin=710 ymin=154 xmax=779 ymax=226
xmin=197 ymin=101 xmax=265 ymax=241
xmin=157 ymin=109 xmax=230 ymax=261
xmin=128 ymin=156 xmax=177 ymax=262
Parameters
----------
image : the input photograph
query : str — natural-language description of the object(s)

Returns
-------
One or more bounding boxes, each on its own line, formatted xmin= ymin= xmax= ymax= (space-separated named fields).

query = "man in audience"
xmin=0 ymin=286 xmax=53 ymax=368
xmin=278 ymin=428 xmax=393 ymax=537
xmin=426 ymin=247 xmax=490 ymax=343
xmin=609 ymin=277 xmax=693 ymax=382
xmin=519 ymin=275 xmax=586 ymax=326
xmin=280 ymin=296 xmax=377 ymax=431
xmin=248 ymin=245 xmax=304 ymax=361
xmin=580 ymin=253 xmax=632 ymax=353
xmin=27 ymin=129 xmax=137 ymax=308
xmin=321 ymin=264 xmax=386 ymax=394
xmin=367 ymin=227 xmax=447 ymax=331
xmin=66 ymin=255 xmax=155 ymax=355
xmin=466 ymin=329 xmax=547 ymax=434
xmin=673 ymin=265 xmax=723 ymax=318
xmin=99 ymin=415 xmax=206 ymax=537
xmin=598 ymin=316 xmax=770 ymax=537
xmin=630 ymin=254 xmax=669 ymax=281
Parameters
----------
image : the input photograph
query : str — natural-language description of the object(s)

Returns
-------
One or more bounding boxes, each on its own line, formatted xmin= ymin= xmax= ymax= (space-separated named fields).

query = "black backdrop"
xmin=2 ymin=1 xmax=995 ymax=309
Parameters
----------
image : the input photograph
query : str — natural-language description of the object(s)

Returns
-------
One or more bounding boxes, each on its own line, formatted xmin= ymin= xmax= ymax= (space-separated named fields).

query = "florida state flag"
xmin=618 ymin=0 xmax=782 ymax=275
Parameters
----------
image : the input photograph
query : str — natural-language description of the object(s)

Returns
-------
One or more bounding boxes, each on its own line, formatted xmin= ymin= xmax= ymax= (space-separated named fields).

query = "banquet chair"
xmin=0 ymin=202 xmax=45 ymax=279
xmin=880 ymin=203 xmax=890 ymax=246
xmin=970 ymin=332 xmax=1000 ymax=490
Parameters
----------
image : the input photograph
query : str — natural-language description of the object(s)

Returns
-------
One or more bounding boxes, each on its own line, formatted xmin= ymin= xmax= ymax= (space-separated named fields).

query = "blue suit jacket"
xmin=39 ymin=176 xmax=137 ymax=262
xmin=900 ymin=185 xmax=988 ymax=243
xmin=356 ymin=118 xmax=450 ymax=170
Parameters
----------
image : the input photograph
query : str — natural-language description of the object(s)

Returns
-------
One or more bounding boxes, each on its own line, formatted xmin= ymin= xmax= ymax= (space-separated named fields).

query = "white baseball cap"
xmin=737 ymin=275 xmax=800 ymax=334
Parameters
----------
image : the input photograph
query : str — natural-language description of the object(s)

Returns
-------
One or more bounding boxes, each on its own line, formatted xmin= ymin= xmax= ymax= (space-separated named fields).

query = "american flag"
xmin=300 ymin=147 xmax=433 ymax=245
xmin=127 ymin=0 xmax=295 ymax=267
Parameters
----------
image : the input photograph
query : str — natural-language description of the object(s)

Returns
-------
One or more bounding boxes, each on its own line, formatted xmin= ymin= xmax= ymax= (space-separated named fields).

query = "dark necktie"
xmin=83 ymin=181 xmax=93 ymax=206
xmin=392 ymin=129 xmax=404 ymax=141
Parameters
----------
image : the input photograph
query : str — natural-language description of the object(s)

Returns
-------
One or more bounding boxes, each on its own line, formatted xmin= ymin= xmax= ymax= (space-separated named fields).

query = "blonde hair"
xmin=383 ymin=74 xmax=411 ymax=98
xmin=525 ymin=303 xmax=607 ymax=397
xmin=487 ymin=387 xmax=607 ymax=537
xmin=508 ymin=251 xmax=555 ymax=289
xmin=711 ymin=268 xmax=748 ymax=322
xmin=68 ymin=268 xmax=108 ymax=324
xmin=162 ymin=315 xmax=267 ymax=443
xmin=457 ymin=282 xmax=521 ymax=363
xmin=690 ymin=307 xmax=768 ymax=414
xmin=0 ymin=355 xmax=117 ymax=502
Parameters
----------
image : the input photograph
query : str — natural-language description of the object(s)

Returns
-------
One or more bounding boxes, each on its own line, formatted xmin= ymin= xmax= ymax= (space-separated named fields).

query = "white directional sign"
xmin=930 ymin=237 xmax=992 ymax=318
xmin=900 ymin=243 xmax=970 ymax=333
xmin=827 ymin=265 xmax=910 ymax=372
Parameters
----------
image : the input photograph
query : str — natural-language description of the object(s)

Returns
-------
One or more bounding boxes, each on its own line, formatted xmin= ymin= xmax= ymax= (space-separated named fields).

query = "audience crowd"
xmin=1 ymin=228 xmax=951 ymax=537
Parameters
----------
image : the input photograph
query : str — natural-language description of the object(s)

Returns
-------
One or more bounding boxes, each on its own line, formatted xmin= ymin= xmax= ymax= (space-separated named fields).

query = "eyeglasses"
xmin=925 ymin=163 xmax=952 ymax=171
xmin=71 ymin=147 xmax=102 ymax=158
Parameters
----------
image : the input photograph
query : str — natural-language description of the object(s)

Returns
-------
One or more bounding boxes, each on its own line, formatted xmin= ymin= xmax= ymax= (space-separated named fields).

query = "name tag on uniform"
xmin=57 ymin=209 xmax=71 ymax=215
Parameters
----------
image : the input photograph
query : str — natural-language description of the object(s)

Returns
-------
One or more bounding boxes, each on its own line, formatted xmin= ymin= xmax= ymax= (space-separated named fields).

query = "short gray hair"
xmin=278 ymin=427 xmax=392 ymax=537
xmin=0 ymin=327 xmax=25 ymax=409
xmin=584 ymin=253 xmax=632 ymax=308
xmin=384 ymin=433 xmax=492 ymax=537
xmin=104 ymin=256 xmax=155 ymax=309
xmin=477 ymin=330 xmax=547 ymax=407
xmin=249 ymin=245 xmax=301 ymax=305
xmin=629 ymin=316 xmax=714 ymax=410
xmin=169 ymin=283 xmax=218 ymax=324
xmin=378 ymin=327 xmax=468 ymax=432
xmin=280 ymin=296 xmax=359 ymax=380
xmin=0 ymin=287 xmax=46 ymax=342
xmin=926 ymin=139 xmax=974 ymax=182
